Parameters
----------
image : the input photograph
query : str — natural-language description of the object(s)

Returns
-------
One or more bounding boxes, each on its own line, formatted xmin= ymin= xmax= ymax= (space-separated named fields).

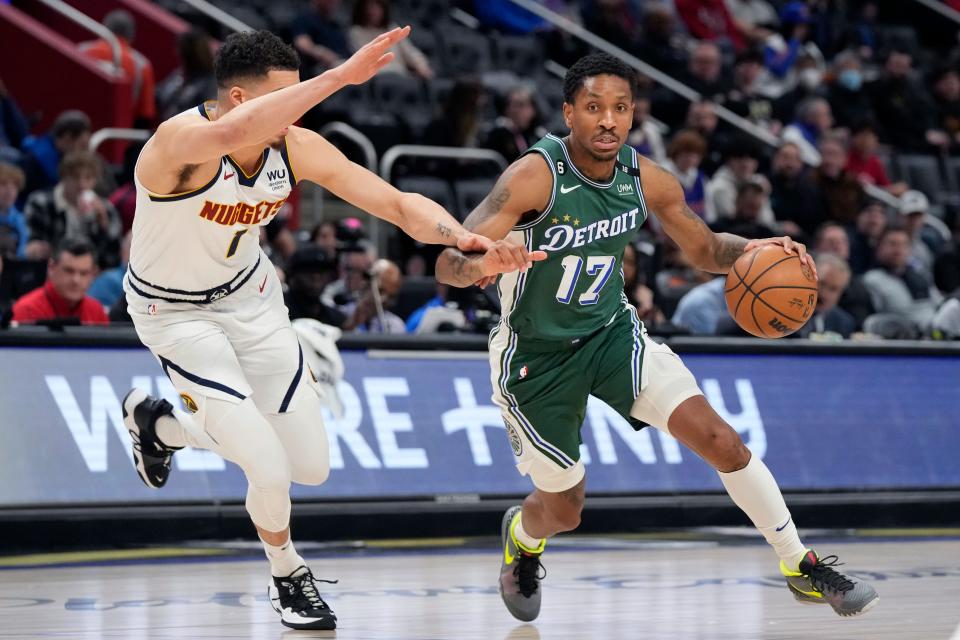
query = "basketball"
xmin=724 ymin=245 xmax=818 ymax=338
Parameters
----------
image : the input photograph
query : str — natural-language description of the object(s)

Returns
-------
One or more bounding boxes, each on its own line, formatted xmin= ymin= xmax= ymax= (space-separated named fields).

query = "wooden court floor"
xmin=2 ymin=535 xmax=959 ymax=639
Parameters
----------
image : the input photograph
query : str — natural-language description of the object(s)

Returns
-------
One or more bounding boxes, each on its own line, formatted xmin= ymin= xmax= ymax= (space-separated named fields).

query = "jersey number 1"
xmin=555 ymin=255 xmax=616 ymax=305
xmin=226 ymin=229 xmax=247 ymax=259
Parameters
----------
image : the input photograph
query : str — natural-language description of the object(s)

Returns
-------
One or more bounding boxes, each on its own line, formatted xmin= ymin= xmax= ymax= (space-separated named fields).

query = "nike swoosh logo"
xmin=504 ymin=543 xmax=515 ymax=566
xmin=223 ymin=172 xmax=235 ymax=181
xmin=775 ymin=516 xmax=791 ymax=532
xmin=559 ymin=184 xmax=581 ymax=194
xmin=788 ymin=582 xmax=824 ymax=598
xmin=259 ymin=274 xmax=268 ymax=293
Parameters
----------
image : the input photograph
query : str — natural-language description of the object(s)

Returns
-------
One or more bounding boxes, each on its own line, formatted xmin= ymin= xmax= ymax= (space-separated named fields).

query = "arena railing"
xmin=319 ymin=122 xmax=379 ymax=173
xmin=505 ymin=0 xmax=904 ymax=211
xmin=89 ymin=128 xmax=152 ymax=153
xmin=176 ymin=0 xmax=253 ymax=34
xmin=36 ymin=0 xmax=124 ymax=72
xmin=908 ymin=0 xmax=960 ymax=24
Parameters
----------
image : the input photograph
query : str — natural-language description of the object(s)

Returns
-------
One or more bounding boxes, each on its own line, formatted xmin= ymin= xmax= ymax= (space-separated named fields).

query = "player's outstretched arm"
xmin=151 ymin=27 xmax=411 ymax=167
xmin=435 ymin=155 xmax=551 ymax=287
xmin=287 ymin=127 xmax=542 ymax=275
xmin=641 ymin=157 xmax=814 ymax=276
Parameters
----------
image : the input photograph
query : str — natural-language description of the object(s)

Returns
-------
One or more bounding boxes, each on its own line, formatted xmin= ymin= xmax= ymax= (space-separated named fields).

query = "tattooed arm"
xmin=436 ymin=154 xmax=551 ymax=287
xmin=640 ymin=157 xmax=813 ymax=274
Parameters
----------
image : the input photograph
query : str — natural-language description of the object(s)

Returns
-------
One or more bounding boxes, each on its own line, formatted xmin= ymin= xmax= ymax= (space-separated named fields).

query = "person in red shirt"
xmin=846 ymin=120 xmax=908 ymax=197
xmin=11 ymin=238 xmax=109 ymax=325
xmin=80 ymin=10 xmax=156 ymax=126
xmin=675 ymin=0 xmax=746 ymax=51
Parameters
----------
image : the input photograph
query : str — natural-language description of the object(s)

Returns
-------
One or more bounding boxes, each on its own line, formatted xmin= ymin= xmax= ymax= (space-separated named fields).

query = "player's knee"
xmin=249 ymin=463 xmax=292 ymax=496
xmin=707 ymin=425 xmax=750 ymax=472
xmin=291 ymin=460 xmax=329 ymax=486
xmin=552 ymin=505 xmax=582 ymax=532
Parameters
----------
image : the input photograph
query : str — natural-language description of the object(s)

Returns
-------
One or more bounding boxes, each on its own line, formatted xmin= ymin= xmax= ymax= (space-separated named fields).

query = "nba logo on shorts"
xmin=519 ymin=365 xmax=529 ymax=380
xmin=147 ymin=304 xmax=158 ymax=316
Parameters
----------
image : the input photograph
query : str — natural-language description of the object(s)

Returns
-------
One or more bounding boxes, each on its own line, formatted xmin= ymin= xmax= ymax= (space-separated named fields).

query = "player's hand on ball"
xmin=335 ymin=26 xmax=411 ymax=86
xmin=481 ymin=240 xmax=547 ymax=277
xmin=743 ymin=236 xmax=817 ymax=280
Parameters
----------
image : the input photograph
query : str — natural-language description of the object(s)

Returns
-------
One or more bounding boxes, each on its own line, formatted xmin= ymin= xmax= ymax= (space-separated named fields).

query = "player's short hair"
xmin=52 ymin=237 xmax=97 ymax=264
xmin=214 ymin=30 xmax=300 ymax=88
xmin=0 ymin=161 xmax=25 ymax=190
xmin=563 ymin=52 xmax=637 ymax=104
xmin=59 ymin=150 xmax=103 ymax=180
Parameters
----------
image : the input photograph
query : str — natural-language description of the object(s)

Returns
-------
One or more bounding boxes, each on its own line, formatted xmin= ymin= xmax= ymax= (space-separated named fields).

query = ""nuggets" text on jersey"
xmin=197 ymin=198 xmax=287 ymax=227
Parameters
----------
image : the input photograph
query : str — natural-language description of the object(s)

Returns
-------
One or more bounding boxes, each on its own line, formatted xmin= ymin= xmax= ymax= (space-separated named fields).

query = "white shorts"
xmin=126 ymin=252 xmax=311 ymax=417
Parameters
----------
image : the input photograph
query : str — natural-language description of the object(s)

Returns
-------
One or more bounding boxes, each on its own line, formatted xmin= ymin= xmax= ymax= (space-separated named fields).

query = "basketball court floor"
xmin=3 ymin=531 xmax=959 ymax=639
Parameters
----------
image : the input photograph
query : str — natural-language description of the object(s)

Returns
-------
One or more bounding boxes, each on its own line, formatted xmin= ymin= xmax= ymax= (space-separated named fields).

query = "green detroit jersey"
xmin=498 ymin=134 xmax=650 ymax=341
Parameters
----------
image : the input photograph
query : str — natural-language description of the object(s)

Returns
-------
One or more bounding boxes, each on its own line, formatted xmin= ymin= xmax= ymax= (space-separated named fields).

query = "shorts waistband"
xmin=126 ymin=255 xmax=261 ymax=304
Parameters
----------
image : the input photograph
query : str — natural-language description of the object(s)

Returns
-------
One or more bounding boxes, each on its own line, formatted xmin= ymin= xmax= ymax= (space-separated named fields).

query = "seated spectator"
xmin=827 ymin=50 xmax=873 ymax=130
xmin=705 ymin=136 xmax=774 ymax=225
xmin=622 ymin=240 xmax=665 ymax=327
xmin=771 ymin=51 xmax=826 ymax=124
xmin=863 ymin=224 xmax=942 ymax=334
xmin=662 ymin=130 xmax=709 ymax=220
xmin=284 ymin=246 xmax=346 ymax=327
xmin=635 ymin=6 xmax=688 ymax=79
xmin=87 ymin=231 xmax=130 ymax=308
xmin=680 ymin=41 xmax=731 ymax=101
xmin=842 ymin=0 xmax=880 ymax=63
xmin=797 ymin=253 xmax=856 ymax=339
xmin=769 ymin=141 xmax=823 ymax=237
xmin=725 ymin=0 xmax=779 ymax=38
xmin=846 ymin=120 xmax=907 ymax=196
xmin=899 ymin=190 xmax=943 ymax=282
xmin=655 ymin=238 xmax=715 ymax=317
xmin=812 ymin=221 xmax=875 ymax=327
xmin=584 ymin=0 xmax=641 ymax=53
xmin=932 ymin=292 xmax=960 ymax=340
xmin=934 ymin=211 xmax=960 ymax=296
xmin=868 ymin=48 xmax=949 ymax=152
xmin=349 ymin=0 xmax=433 ymax=79
xmin=761 ymin=2 xmax=811 ymax=80
xmin=24 ymin=150 xmax=122 ymax=268
xmin=627 ymin=90 xmax=665 ymax=164
xmin=11 ymin=238 xmax=108 ymax=326
xmin=725 ymin=49 xmax=777 ymax=130
xmin=323 ymin=241 xmax=376 ymax=310
xmin=930 ymin=65 xmax=960 ymax=152
xmin=18 ymin=110 xmax=92 ymax=202
xmin=156 ymin=28 xmax=217 ymax=122
xmin=79 ymin=10 xmax=155 ymax=126
xmin=0 ymin=162 xmax=27 ymax=257
xmin=782 ymin=96 xmax=833 ymax=165
xmin=107 ymin=142 xmax=145 ymax=234
xmin=683 ymin=100 xmax=727 ymax=174
xmin=424 ymin=78 xmax=486 ymax=149
xmin=675 ymin=0 xmax=745 ymax=51
xmin=813 ymin=135 xmax=865 ymax=225
xmin=671 ymin=276 xmax=727 ymax=335
xmin=0 ymin=77 xmax=28 ymax=152
xmin=292 ymin=0 xmax=351 ymax=74
xmin=310 ymin=220 xmax=340 ymax=261
xmin=847 ymin=200 xmax=887 ymax=274
xmin=710 ymin=181 xmax=777 ymax=239
xmin=342 ymin=258 xmax=406 ymax=333
xmin=484 ymin=85 xmax=543 ymax=163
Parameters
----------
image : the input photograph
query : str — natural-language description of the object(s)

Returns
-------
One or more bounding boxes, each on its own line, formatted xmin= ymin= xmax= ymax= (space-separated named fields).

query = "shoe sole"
xmin=837 ymin=595 xmax=880 ymax=618
xmin=267 ymin=583 xmax=337 ymax=630
xmin=121 ymin=388 xmax=161 ymax=489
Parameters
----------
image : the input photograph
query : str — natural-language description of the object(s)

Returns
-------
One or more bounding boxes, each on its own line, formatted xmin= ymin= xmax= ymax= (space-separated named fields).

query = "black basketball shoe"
xmin=122 ymin=388 xmax=181 ymax=489
xmin=268 ymin=566 xmax=338 ymax=630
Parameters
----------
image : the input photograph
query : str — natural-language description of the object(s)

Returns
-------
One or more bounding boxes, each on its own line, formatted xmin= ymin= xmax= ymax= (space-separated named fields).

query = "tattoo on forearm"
xmin=436 ymin=222 xmax=452 ymax=239
xmin=714 ymin=234 xmax=748 ymax=270
xmin=439 ymin=250 xmax=479 ymax=286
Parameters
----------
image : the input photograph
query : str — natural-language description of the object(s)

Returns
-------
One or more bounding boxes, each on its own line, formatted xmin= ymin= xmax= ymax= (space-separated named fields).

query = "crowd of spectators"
xmin=2 ymin=0 xmax=960 ymax=341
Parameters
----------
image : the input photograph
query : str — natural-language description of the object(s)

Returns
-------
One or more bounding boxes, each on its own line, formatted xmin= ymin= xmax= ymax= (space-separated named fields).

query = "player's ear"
xmin=562 ymin=101 xmax=573 ymax=130
xmin=228 ymin=86 xmax=245 ymax=106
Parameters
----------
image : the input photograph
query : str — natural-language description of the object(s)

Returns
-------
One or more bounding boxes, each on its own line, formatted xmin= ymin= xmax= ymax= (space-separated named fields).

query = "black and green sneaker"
xmin=781 ymin=549 xmax=879 ymax=617
xmin=498 ymin=506 xmax=546 ymax=622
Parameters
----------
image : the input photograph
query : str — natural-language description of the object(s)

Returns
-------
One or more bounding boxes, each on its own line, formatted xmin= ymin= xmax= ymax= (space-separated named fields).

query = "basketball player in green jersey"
xmin=435 ymin=53 xmax=878 ymax=621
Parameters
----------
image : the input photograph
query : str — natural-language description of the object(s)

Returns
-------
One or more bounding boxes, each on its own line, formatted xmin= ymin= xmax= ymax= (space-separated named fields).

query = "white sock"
xmin=513 ymin=512 xmax=545 ymax=553
xmin=262 ymin=536 xmax=306 ymax=577
xmin=718 ymin=454 xmax=807 ymax=569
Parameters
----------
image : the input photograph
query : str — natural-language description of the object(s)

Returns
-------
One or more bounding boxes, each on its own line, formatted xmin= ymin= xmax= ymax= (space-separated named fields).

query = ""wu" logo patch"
xmin=266 ymin=169 xmax=286 ymax=181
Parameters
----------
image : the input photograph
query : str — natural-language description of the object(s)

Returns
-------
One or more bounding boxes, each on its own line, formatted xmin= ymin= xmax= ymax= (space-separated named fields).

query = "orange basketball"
xmin=724 ymin=245 xmax=818 ymax=338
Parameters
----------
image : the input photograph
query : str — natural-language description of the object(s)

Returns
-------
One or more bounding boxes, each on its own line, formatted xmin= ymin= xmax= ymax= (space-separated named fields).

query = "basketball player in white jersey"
xmin=120 ymin=28 xmax=541 ymax=631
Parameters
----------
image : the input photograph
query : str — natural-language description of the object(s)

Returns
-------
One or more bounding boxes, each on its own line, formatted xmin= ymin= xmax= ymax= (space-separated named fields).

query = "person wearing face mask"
xmin=772 ymin=53 xmax=826 ymax=124
xmin=867 ymin=48 xmax=948 ymax=152
xmin=826 ymin=50 xmax=874 ymax=130
xmin=760 ymin=2 xmax=823 ymax=97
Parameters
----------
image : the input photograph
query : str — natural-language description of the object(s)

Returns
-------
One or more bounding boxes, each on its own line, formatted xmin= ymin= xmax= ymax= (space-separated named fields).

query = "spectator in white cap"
xmin=899 ymin=190 xmax=942 ymax=281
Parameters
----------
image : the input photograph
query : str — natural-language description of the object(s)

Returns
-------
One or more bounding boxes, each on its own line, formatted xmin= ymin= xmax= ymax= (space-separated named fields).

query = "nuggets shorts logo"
xmin=506 ymin=422 xmax=523 ymax=456
xmin=179 ymin=392 xmax=199 ymax=414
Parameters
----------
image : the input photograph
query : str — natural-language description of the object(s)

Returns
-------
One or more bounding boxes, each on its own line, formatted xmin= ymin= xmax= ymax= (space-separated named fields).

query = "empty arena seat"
xmin=438 ymin=27 xmax=493 ymax=76
xmin=370 ymin=74 xmax=430 ymax=137
xmin=493 ymin=35 xmax=545 ymax=75
xmin=453 ymin=177 xmax=496 ymax=220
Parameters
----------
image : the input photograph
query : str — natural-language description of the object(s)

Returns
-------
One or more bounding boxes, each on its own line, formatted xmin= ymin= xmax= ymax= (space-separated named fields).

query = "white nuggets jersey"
xmin=127 ymin=103 xmax=295 ymax=304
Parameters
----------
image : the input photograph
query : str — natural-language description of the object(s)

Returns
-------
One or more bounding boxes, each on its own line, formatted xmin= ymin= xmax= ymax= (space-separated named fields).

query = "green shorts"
xmin=489 ymin=307 xmax=703 ymax=493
